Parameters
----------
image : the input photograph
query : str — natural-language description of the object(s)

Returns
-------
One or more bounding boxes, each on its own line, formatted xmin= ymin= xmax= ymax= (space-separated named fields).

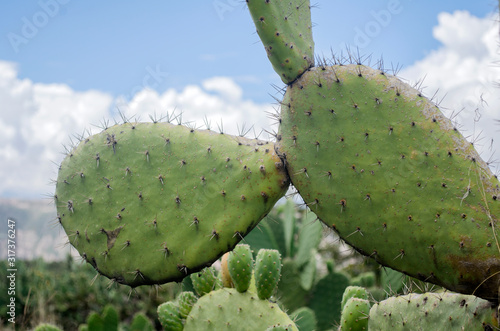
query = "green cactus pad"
xmin=191 ymin=266 xmax=220 ymax=297
xmin=341 ymin=286 xmax=370 ymax=311
xmin=247 ymin=0 xmax=314 ymax=84
xmin=56 ymin=122 xmax=289 ymax=286
xmin=276 ymin=259 xmax=308 ymax=312
xmin=255 ymin=249 xmax=282 ymax=300
xmin=129 ymin=313 xmax=154 ymax=331
xmin=308 ymin=270 xmax=350 ymax=330
xmin=340 ymin=297 xmax=370 ymax=331
xmin=228 ymin=244 xmax=254 ymax=292
xmin=177 ymin=291 xmax=198 ymax=319
xmin=289 ymin=307 xmax=317 ymax=331
xmin=184 ymin=288 xmax=298 ymax=331
xmin=157 ymin=301 xmax=183 ymax=331
xmin=368 ymin=292 xmax=499 ymax=330
xmin=277 ymin=64 xmax=500 ymax=302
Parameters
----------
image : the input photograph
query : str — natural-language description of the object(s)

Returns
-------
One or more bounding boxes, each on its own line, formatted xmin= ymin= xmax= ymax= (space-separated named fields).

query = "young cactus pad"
xmin=228 ymin=244 xmax=254 ymax=292
xmin=255 ymin=249 xmax=282 ymax=300
xmin=56 ymin=122 xmax=289 ymax=286
xmin=276 ymin=64 xmax=500 ymax=302
xmin=247 ymin=0 xmax=314 ymax=84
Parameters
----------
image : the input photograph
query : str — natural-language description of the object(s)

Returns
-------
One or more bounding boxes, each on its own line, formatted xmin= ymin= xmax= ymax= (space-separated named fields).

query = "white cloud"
xmin=116 ymin=77 xmax=275 ymax=138
xmin=400 ymin=11 xmax=500 ymax=174
xmin=0 ymin=60 xmax=113 ymax=197
xmin=0 ymin=61 xmax=275 ymax=198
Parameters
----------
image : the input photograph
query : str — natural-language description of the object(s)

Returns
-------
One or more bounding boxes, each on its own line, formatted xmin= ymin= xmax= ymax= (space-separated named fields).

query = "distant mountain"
xmin=0 ymin=198 xmax=71 ymax=261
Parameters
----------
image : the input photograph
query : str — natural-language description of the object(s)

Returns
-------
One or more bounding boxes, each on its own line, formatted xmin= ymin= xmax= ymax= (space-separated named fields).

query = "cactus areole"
xmin=276 ymin=64 xmax=500 ymax=302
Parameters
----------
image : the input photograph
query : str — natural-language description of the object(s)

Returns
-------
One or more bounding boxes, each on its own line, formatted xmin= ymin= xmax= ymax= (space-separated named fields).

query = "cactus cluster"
xmin=52 ymin=0 xmax=500 ymax=329
xmin=157 ymin=246 xmax=298 ymax=331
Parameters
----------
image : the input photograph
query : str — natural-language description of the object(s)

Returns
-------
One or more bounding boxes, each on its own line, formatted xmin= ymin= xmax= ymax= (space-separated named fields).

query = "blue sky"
xmin=1 ymin=1 xmax=496 ymax=101
xmin=0 ymin=0 xmax=499 ymax=198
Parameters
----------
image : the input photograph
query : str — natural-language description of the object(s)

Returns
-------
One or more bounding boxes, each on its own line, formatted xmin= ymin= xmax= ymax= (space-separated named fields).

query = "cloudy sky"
xmin=0 ymin=1 xmax=499 ymax=199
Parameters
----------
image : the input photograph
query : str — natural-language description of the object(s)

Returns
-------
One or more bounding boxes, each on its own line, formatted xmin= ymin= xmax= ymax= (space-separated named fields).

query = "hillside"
xmin=0 ymin=198 xmax=70 ymax=261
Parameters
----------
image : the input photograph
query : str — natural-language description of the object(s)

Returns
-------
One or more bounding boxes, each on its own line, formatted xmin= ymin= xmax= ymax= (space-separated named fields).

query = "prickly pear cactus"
xmin=276 ymin=64 xmax=500 ymax=302
xmin=157 ymin=246 xmax=298 ymax=331
xmin=255 ymin=249 xmax=282 ymax=300
xmin=55 ymin=122 xmax=289 ymax=286
xmin=340 ymin=297 xmax=370 ymax=331
xmin=177 ymin=291 xmax=197 ymax=319
xmin=184 ymin=287 xmax=297 ymax=331
xmin=157 ymin=301 xmax=183 ymax=331
xmin=247 ymin=0 xmax=314 ymax=84
xmin=368 ymin=291 xmax=499 ymax=330
xmin=227 ymin=244 xmax=254 ymax=293
xmin=190 ymin=266 xmax=221 ymax=297
xmin=341 ymin=286 xmax=369 ymax=311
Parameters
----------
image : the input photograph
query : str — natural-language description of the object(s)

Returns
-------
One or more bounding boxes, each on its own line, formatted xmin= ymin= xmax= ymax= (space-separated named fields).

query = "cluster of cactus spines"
xmin=340 ymin=297 xmax=371 ymax=331
xmin=255 ymin=249 xmax=282 ymax=300
xmin=275 ymin=63 xmax=500 ymax=302
xmin=227 ymin=244 xmax=254 ymax=292
xmin=157 ymin=246 xmax=298 ymax=331
xmin=55 ymin=121 xmax=289 ymax=286
xmin=246 ymin=0 xmax=314 ymax=84
xmin=368 ymin=292 xmax=499 ymax=330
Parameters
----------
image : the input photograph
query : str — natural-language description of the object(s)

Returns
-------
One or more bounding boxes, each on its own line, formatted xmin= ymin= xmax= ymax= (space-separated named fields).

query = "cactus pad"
xmin=247 ymin=0 xmax=314 ymax=84
xmin=341 ymin=286 xmax=370 ymax=311
xmin=157 ymin=301 xmax=183 ymax=331
xmin=190 ymin=266 xmax=220 ymax=297
xmin=340 ymin=297 xmax=371 ymax=331
xmin=368 ymin=292 xmax=499 ymax=330
xmin=184 ymin=288 xmax=297 ymax=331
xmin=277 ymin=64 xmax=500 ymax=301
xmin=228 ymin=244 xmax=254 ymax=292
xmin=255 ymin=249 xmax=282 ymax=300
xmin=177 ymin=291 xmax=198 ymax=319
xmin=56 ymin=122 xmax=289 ymax=286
